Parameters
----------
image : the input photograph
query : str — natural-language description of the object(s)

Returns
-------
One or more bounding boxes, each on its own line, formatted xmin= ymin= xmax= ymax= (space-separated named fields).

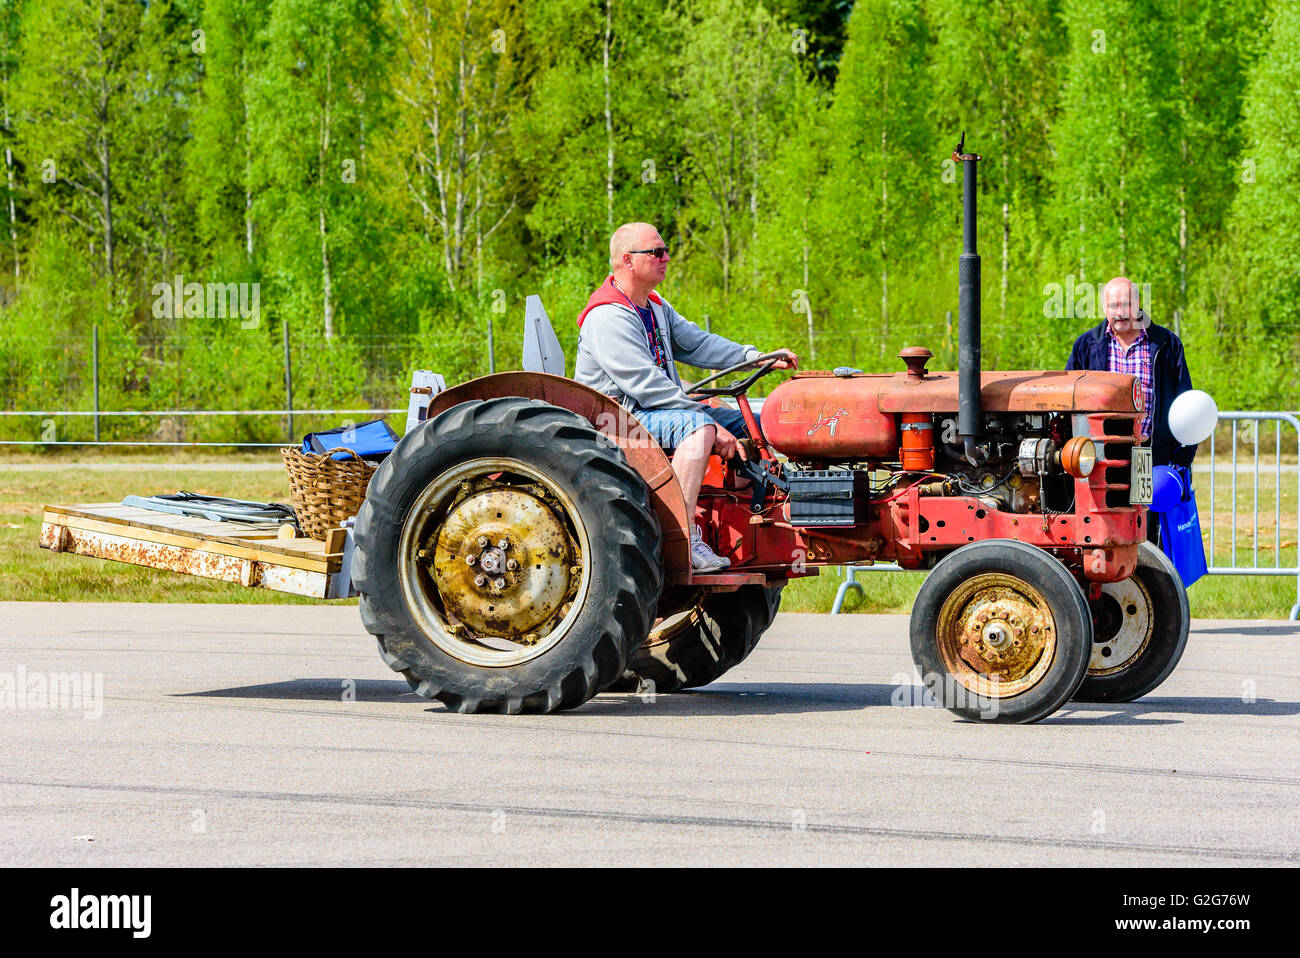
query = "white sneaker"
xmin=690 ymin=527 xmax=730 ymax=573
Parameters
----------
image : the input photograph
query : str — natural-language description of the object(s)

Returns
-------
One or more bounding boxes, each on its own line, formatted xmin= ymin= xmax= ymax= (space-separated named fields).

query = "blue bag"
xmin=1156 ymin=465 xmax=1207 ymax=587
xmin=301 ymin=418 xmax=398 ymax=461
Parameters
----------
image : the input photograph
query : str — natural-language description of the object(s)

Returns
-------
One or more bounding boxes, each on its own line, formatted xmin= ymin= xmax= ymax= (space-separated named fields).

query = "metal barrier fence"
xmin=1203 ymin=412 xmax=1300 ymax=620
xmin=832 ymin=410 xmax=1300 ymax=619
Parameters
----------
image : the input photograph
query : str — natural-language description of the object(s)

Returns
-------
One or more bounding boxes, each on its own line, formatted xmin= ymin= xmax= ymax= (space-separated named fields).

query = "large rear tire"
xmin=1073 ymin=541 xmax=1189 ymax=702
xmin=614 ymin=583 xmax=784 ymax=693
xmin=910 ymin=539 xmax=1092 ymax=724
xmin=352 ymin=397 xmax=663 ymax=713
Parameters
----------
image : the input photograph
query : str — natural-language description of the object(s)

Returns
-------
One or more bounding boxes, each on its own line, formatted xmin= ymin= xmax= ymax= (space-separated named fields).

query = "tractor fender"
xmin=424 ymin=372 xmax=690 ymax=575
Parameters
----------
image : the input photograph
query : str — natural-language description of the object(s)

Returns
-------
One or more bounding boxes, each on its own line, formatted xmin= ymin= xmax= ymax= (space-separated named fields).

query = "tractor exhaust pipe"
xmin=954 ymin=134 xmax=985 ymax=466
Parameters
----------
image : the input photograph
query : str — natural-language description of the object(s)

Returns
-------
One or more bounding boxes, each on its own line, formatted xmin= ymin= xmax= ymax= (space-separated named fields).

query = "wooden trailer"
xmin=39 ymin=502 xmax=356 ymax=599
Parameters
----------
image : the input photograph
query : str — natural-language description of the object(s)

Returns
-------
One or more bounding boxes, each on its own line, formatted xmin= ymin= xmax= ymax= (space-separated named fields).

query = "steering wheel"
xmin=687 ymin=352 xmax=787 ymax=399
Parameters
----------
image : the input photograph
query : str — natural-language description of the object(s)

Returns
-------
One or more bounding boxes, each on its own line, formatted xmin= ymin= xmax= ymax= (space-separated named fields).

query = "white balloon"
xmin=1169 ymin=389 xmax=1218 ymax=445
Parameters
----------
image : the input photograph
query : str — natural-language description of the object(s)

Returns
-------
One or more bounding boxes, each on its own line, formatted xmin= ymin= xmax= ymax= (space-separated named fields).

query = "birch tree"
xmin=251 ymin=0 xmax=387 ymax=339
xmin=14 ymin=0 xmax=143 ymax=280
xmin=383 ymin=0 xmax=520 ymax=295
xmin=189 ymin=0 xmax=271 ymax=270
xmin=675 ymin=0 xmax=792 ymax=302
xmin=825 ymin=0 xmax=932 ymax=356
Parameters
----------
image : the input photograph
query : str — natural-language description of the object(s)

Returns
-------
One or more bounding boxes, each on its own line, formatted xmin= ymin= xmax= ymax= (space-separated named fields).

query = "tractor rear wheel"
xmin=352 ymin=397 xmax=663 ymax=713
xmin=610 ymin=583 xmax=784 ymax=693
xmin=910 ymin=540 xmax=1092 ymax=723
xmin=1073 ymin=541 xmax=1189 ymax=702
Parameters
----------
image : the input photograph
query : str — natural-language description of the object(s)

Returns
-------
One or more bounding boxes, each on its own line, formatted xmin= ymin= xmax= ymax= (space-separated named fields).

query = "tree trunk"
xmin=320 ymin=203 xmax=333 ymax=340
xmin=96 ymin=3 xmax=113 ymax=280
xmin=1001 ymin=71 xmax=1009 ymax=326
xmin=803 ymin=188 xmax=814 ymax=362
xmin=603 ymin=0 xmax=614 ymax=232
xmin=101 ymin=139 xmax=113 ymax=278
xmin=474 ymin=162 xmax=483 ymax=299
xmin=879 ymin=87 xmax=889 ymax=357
xmin=319 ymin=55 xmax=334 ymax=340
xmin=3 ymin=86 xmax=17 ymax=284
xmin=1118 ymin=42 xmax=1128 ymax=275
xmin=243 ymin=50 xmax=253 ymax=262
xmin=750 ymin=30 xmax=761 ymax=289
xmin=721 ymin=222 xmax=731 ymax=303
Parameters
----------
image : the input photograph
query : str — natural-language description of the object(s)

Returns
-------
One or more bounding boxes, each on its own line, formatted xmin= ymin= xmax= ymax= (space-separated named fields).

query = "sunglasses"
xmin=628 ymin=247 xmax=670 ymax=260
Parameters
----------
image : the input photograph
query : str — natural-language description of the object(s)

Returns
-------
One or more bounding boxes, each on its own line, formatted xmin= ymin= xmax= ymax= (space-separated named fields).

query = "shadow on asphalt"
xmin=1192 ymin=625 xmax=1300 ymax=635
xmin=1041 ymin=695 xmax=1300 ymax=726
xmin=585 ymin=682 xmax=898 ymax=715
xmin=178 ymin=679 xmax=1300 ymax=723
xmin=180 ymin=678 xmax=418 ymax=703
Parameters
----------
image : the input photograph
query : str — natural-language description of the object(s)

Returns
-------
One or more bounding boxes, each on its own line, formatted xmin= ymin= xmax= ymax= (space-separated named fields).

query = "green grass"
xmin=1 ymin=455 xmax=1295 ymax=617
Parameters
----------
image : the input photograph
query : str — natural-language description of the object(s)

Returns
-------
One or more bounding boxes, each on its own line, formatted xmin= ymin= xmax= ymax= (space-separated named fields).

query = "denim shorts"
xmin=629 ymin=404 xmax=750 ymax=453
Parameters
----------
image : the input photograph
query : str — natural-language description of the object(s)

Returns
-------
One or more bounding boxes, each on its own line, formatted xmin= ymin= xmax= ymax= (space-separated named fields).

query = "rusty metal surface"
xmin=43 ymin=502 xmax=328 ymax=562
xmin=41 ymin=505 xmax=339 ymax=574
xmin=760 ymin=369 xmax=1138 ymax=462
xmin=776 ymin=368 xmax=1137 ymax=415
xmin=878 ymin=369 xmax=1138 ymax=414
xmin=40 ymin=521 xmax=330 ymax=598
xmin=761 ymin=375 xmax=899 ymax=459
xmin=667 ymin=570 xmax=768 ymax=589
xmin=935 ymin=572 xmax=1057 ymax=698
xmin=430 ymin=485 xmax=576 ymax=639
xmin=425 ymin=372 xmax=688 ymax=573
xmin=1089 ymin=574 xmax=1154 ymax=674
xmin=396 ymin=455 xmax=593 ymax=669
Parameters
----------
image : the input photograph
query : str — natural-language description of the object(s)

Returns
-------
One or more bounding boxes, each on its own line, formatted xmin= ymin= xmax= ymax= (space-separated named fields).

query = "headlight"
xmin=1059 ymin=437 xmax=1096 ymax=478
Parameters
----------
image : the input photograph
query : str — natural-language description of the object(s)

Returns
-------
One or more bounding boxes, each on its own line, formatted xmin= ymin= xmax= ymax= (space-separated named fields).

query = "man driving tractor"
xmin=574 ymin=221 xmax=798 ymax=572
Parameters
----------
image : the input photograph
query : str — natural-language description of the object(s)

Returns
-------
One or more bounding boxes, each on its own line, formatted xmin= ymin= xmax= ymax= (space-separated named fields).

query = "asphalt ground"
xmin=1 ymin=602 xmax=1296 ymax=867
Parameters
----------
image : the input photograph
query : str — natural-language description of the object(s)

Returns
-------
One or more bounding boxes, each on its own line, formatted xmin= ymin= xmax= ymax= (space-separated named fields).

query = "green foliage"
xmin=0 ymin=0 xmax=1295 ymax=441
xmin=1223 ymin=0 xmax=1300 ymax=406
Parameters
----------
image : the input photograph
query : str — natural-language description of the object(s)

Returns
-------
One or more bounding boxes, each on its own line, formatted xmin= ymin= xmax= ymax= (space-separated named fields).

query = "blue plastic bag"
xmin=1156 ymin=465 xmax=1207 ymax=587
xmin=301 ymin=418 xmax=398 ymax=461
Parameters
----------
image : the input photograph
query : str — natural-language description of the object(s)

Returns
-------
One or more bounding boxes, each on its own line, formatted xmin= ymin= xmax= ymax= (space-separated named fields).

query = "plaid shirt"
xmin=1106 ymin=327 xmax=1154 ymax=440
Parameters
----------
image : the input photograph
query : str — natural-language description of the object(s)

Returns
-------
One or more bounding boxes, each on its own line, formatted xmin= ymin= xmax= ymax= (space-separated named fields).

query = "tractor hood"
xmin=760 ymin=368 xmax=1139 ymax=461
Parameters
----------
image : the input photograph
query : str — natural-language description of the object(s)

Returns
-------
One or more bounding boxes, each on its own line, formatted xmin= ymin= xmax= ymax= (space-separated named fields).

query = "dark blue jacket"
xmin=1066 ymin=320 xmax=1196 ymax=468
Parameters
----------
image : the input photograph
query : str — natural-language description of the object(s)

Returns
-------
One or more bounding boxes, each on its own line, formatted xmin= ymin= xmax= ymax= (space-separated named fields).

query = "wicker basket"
xmin=280 ymin=446 xmax=376 ymax=541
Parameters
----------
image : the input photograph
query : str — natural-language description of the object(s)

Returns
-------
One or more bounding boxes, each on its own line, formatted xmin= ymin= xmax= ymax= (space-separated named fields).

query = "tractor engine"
xmin=746 ymin=356 xmax=1147 ymax=583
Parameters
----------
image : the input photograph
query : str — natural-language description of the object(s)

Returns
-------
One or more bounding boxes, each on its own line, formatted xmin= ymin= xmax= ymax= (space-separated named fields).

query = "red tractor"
xmin=353 ymin=144 xmax=1188 ymax=724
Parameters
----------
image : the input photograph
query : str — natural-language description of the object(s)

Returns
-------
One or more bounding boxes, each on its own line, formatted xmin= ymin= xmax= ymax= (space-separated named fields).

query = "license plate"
xmin=1130 ymin=447 xmax=1153 ymax=505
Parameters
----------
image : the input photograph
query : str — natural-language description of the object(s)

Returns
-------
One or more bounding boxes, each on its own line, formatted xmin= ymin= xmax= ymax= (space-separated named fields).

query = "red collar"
xmin=577 ymin=276 xmax=662 ymax=327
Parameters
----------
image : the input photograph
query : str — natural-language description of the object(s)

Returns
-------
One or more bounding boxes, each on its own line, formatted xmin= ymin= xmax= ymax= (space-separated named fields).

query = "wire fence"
xmin=0 ymin=324 xmax=454 ymax=445
xmin=0 ymin=322 xmax=935 ymax=447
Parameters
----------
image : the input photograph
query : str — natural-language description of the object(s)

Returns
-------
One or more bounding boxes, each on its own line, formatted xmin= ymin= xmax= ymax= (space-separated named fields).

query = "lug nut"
xmin=473 ymin=574 xmax=486 ymax=587
xmin=493 ymin=578 xmax=506 ymax=589
xmin=465 ymin=554 xmax=477 ymax=566
xmin=477 ymin=536 xmax=488 ymax=548
xmin=497 ymin=538 xmax=510 ymax=550
xmin=506 ymin=558 xmax=518 ymax=571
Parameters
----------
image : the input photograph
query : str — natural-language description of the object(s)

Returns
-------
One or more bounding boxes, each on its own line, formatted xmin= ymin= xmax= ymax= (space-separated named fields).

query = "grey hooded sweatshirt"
xmin=574 ymin=295 xmax=759 ymax=412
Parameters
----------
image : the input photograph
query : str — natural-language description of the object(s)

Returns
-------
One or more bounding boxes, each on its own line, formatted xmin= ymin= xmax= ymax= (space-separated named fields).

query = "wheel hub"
xmin=938 ymin=575 xmax=1057 ymax=697
xmin=1089 ymin=576 xmax=1152 ymax=674
xmin=430 ymin=486 xmax=577 ymax=642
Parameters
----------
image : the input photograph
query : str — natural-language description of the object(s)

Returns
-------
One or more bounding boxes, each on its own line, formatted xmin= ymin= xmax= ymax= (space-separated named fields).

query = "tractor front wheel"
xmin=1073 ymin=541 xmax=1189 ymax=702
xmin=910 ymin=540 xmax=1092 ymax=723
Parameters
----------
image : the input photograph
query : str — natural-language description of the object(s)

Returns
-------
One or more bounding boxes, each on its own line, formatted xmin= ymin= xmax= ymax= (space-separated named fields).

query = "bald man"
xmin=575 ymin=222 xmax=798 ymax=572
xmin=1067 ymin=278 xmax=1195 ymax=541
